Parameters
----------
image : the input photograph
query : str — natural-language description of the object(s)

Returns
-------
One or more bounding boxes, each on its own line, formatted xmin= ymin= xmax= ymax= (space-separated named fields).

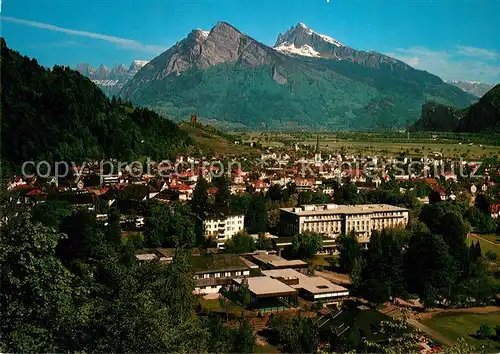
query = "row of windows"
xmin=194 ymin=270 xmax=246 ymax=279
xmin=198 ymin=285 xmax=219 ymax=290
xmin=304 ymin=215 xmax=342 ymax=221
xmin=303 ymin=224 xmax=341 ymax=233
xmin=206 ymin=218 xmax=243 ymax=224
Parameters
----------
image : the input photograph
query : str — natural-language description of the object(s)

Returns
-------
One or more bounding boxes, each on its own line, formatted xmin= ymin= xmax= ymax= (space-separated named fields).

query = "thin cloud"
xmin=455 ymin=45 xmax=499 ymax=60
xmin=386 ymin=46 xmax=500 ymax=84
xmin=1 ymin=16 xmax=166 ymax=54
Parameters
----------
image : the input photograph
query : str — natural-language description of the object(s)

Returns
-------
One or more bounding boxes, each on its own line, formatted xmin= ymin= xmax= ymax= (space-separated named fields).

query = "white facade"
xmin=204 ymin=213 xmax=245 ymax=247
xmin=280 ymin=204 xmax=409 ymax=244
xmin=193 ymin=269 xmax=251 ymax=295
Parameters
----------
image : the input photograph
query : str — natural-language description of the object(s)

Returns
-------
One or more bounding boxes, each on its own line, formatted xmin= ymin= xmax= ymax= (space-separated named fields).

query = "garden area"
xmin=421 ymin=311 xmax=500 ymax=352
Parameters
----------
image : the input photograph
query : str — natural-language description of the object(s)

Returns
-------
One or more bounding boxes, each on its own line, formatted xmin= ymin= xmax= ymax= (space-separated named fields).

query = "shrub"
xmin=485 ymin=251 xmax=498 ymax=261
xmin=477 ymin=324 xmax=493 ymax=339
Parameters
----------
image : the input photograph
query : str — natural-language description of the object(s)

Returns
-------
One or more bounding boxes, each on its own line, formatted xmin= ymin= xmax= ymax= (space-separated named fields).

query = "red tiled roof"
xmin=423 ymin=178 xmax=438 ymax=185
xmin=26 ymin=189 xmax=45 ymax=196
xmin=177 ymin=184 xmax=192 ymax=191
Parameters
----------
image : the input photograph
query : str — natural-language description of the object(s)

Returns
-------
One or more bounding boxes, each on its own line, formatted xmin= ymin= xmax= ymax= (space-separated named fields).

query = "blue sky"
xmin=1 ymin=0 xmax=499 ymax=83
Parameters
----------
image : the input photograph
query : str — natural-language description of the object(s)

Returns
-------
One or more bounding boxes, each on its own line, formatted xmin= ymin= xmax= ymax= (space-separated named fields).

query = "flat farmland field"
xmin=239 ymin=131 xmax=500 ymax=159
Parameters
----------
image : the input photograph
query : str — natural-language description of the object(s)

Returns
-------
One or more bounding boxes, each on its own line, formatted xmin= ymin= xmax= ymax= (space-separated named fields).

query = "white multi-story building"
xmin=279 ymin=204 xmax=409 ymax=244
xmin=204 ymin=212 xmax=245 ymax=248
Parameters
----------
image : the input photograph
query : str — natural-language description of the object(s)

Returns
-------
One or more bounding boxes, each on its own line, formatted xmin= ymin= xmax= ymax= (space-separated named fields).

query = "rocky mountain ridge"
xmin=118 ymin=21 xmax=474 ymax=130
xmin=75 ymin=60 xmax=149 ymax=96
xmin=446 ymin=80 xmax=494 ymax=98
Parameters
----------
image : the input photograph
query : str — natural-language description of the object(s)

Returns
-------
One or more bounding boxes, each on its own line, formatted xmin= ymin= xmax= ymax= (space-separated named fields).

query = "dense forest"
xmin=0 ymin=38 xmax=192 ymax=172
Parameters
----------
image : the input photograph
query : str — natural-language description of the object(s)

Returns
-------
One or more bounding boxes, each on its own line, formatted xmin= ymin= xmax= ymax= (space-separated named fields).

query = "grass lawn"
xmin=478 ymin=234 xmax=500 ymax=244
xmin=198 ymin=297 xmax=248 ymax=317
xmin=467 ymin=234 xmax=500 ymax=260
xmin=198 ymin=297 xmax=223 ymax=312
xmin=312 ymin=254 xmax=334 ymax=268
xmin=422 ymin=312 xmax=500 ymax=352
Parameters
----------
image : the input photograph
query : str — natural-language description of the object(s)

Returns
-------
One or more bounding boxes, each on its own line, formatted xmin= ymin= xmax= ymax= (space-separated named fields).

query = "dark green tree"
xmin=191 ymin=176 xmax=210 ymax=216
xmin=405 ymin=232 xmax=456 ymax=307
xmin=0 ymin=215 xmax=77 ymax=352
xmin=335 ymin=182 xmax=360 ymax=205
xmin=214 ymin=176 xmax=231 ymax=209
xmin=224 ymin=231 xmax=256 ymax=254
xmin=32 ymin=200 xmax=73 ymax=229
xmin=269 ymin=314 xmax=320 ymax=354
xmin=268 ymin=184 xmax=284 ymax=202
xmin=245 ymin=194 xmax=268 ymax=234
xmin=58 ymin=210 xmax=107 ymax=261
xmin=255 ymin=234 xmax=273 ymax=250
xmin=338 ymin=231 xmax=362 ymax=273
xmin=292 ymin=231 xmax=323 ymax=259
xmin=106 ymin=207 xmax=122 ymax=247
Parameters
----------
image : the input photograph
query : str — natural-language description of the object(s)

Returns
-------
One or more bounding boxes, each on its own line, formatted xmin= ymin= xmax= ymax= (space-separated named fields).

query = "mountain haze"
xmin=120 ymin=21 xmax=475 ymax=130
xmin=446 ymin=80 xmax=494 ymax=98
xmin=76 ymin=60 xmax=149 ymax=96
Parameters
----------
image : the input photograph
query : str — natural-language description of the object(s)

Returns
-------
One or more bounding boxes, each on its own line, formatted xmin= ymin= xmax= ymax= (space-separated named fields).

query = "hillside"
xmin=408 ymin=102 xmax=466 ymax=132
xmin=119 ymin=22 xmax=475 ymax=130
xmin=410 ymin=84 xmax=500 ymax=133
xmin=180 ymin=121 xmax=259 ymax=156
xmin=0 ymin=38 xmax=191 ymax=170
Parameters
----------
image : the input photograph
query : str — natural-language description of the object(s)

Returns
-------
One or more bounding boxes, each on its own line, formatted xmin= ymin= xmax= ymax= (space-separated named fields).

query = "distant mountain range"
xmin=116 ymin=21 xmax=474 ymax=130
xmin=446 ymin=80 xmax=494 ymax=98
xmin=75 ymin=60 xmax=148 ymax=96
xmin=409 ymin=84 xmax=500 ymax=133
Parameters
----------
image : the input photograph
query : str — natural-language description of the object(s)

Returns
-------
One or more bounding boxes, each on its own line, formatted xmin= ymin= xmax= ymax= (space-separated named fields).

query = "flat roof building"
xmin=231 ymin=276 xmax=298 ymax=311
xmin=262 ymin=268 xmax=349 ymax=303
xmin=279 ymin=204 xmax=409 ymax=244
xmin=251 ymin=253 xmax=308 ymax=273
xmin=191 ymin=254 xmax=251 ymax=295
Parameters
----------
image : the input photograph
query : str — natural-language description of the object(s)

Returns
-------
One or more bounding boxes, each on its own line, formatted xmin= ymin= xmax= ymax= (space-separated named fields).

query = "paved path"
xmin=469 ymin=233 xmax=500 ymax=247
xmin=407 ymin=319 xmax=456 ymax=346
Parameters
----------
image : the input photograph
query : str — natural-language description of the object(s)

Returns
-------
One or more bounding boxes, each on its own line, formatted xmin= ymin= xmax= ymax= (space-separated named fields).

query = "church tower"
xmin=314 ymin=133 xmax=322 ymax=163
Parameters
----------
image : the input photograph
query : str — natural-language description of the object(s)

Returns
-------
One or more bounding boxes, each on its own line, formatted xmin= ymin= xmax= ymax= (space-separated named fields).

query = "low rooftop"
xmin=233 ymin=277 xmax=297 ymax=297
xmin=262 ymin=268 xmax=349 ymax=295
xmin=251 ymin=253 xmax=307 ymax=268
xmin=191 ymin=254 xmax=249 ymax=274
xmin=280 ymin=203 xmax=408 ymax=216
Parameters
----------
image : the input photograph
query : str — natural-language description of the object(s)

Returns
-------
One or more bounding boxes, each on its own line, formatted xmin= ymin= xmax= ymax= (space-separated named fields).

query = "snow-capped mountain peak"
xmin=446 ymin=80 xmax=494 ymax=98
xmin=195 ymin=28 xmax=210 ymax=38
xmin=274 ymin=43 xmax=321 ymax=58
xmin=274 ymin=22 xmax=344 ymax=58
xmin=129 ymin=60 xmax=149 ymax=72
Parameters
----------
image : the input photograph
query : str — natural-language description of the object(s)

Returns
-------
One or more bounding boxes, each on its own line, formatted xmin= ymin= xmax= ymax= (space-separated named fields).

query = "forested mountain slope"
xmin=0 ymin=38 xmax=192 ymax=170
